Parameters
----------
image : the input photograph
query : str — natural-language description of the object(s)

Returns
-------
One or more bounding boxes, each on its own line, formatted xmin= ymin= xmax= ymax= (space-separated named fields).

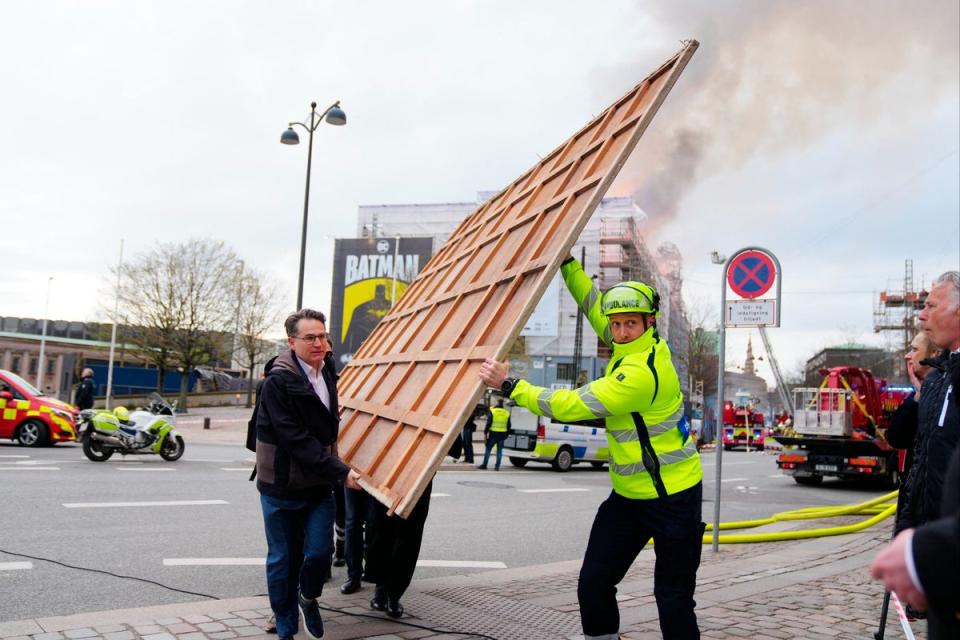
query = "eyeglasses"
xmin=293 ymin=334 xmax=330 ymax=344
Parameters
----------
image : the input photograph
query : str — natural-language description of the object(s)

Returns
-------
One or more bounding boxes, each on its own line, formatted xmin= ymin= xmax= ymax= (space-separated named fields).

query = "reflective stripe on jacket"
xmin=489 ymin=407 xmax=510 ymax=433
xmin=508 ymin=258 xmax=702 ymax=500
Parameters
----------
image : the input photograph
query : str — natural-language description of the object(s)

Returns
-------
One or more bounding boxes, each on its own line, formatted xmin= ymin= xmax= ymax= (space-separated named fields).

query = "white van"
xmin=502 ymin=404 xmax=608 ymax=472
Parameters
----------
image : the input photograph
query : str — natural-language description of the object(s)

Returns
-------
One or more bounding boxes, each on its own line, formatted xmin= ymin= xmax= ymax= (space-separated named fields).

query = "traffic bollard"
xmin=203 ymin=417 xmax=211 ymax=430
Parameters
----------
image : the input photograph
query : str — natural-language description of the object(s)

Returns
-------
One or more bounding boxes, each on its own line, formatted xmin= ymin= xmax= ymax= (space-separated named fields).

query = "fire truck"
xmin=721 ymin=390 xmax=766 ymax=450
xmin=774 ymin=366 xmax=911 ymax=486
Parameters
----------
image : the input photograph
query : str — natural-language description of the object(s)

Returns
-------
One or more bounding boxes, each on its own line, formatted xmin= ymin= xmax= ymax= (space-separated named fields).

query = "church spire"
xmin=744 ymin=337 xmax=756 ymax=376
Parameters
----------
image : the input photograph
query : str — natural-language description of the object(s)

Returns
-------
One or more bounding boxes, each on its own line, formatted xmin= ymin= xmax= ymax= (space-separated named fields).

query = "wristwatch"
xmin=500 ymin=377 xmax=518 ymax=397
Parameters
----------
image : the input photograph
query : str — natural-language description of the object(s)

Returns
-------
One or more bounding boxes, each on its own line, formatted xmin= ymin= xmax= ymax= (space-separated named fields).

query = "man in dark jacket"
xmin=256 ymin=308 xmax=360 ymax=640
xmin=872 ymin=352 xmax=960 ymax=639
xmin=74 ymin=368 xmax=96 ymax=410
xmin=897 ymin=272 xmax=960 ymax=532
xmin=872 ymin=271 xmax=960 ymax=638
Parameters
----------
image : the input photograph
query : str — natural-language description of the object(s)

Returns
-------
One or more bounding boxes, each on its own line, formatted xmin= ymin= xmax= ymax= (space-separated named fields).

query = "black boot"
xmin=370 ymin=584 xmax=388 ymax=611
xmin=386 ymin=596 xmax=404 ymax=618
xmin=333 ymin=533 xmax=345 ymax=567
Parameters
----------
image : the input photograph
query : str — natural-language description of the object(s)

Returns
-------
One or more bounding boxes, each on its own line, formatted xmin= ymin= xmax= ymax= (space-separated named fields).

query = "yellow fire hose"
xmin=702 ymin=489 xmax=899 ymax=544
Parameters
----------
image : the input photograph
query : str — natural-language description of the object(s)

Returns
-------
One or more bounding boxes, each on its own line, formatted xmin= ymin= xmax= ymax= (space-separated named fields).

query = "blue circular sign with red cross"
xmin=727 ymin=250 xmax=776 ymax=299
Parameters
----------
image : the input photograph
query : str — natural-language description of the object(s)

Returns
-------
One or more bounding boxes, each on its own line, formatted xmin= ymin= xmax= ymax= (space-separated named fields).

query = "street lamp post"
xmin=36 ymin=276 xmax=53 ymax=389
xmin=281 ymin=100 xmax=347 ymax=310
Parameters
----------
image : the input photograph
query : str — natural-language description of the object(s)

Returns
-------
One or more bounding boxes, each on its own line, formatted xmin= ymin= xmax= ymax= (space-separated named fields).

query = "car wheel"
xmin=16 ymin=420 xmax=48 ymax=447
xmin=551 ymin=447 xmax=574 ymax=472
xmin=508 ymin=457 xmax=528 ymax=468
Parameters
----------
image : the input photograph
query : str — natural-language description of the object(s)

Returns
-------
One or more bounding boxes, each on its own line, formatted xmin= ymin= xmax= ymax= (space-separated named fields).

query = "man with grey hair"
xmin=871 ymin=270 xmax=959 ymax=638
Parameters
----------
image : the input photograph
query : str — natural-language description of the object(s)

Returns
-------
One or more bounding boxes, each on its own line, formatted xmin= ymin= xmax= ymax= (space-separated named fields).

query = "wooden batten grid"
xmin=338 ymin=40 xmax=699 ymax=517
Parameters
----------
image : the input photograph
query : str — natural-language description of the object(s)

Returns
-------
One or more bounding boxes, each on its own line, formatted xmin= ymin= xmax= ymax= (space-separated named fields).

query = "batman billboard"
xmin=329 ymin=237 xmax=433 ymax=367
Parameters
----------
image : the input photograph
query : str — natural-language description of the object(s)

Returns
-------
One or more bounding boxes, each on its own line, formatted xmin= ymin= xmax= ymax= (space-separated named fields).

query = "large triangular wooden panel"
xmin=338 ymin=41 xmax=699 ymax=517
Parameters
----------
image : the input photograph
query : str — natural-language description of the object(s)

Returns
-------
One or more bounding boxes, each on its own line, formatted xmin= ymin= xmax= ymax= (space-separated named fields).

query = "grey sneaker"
xmin=298 ymin=590 xmax=324 ymax=639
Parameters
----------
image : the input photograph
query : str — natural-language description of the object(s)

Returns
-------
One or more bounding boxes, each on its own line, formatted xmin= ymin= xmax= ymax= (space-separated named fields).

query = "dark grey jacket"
xmin=901 ymin=350 xmax=960 ymax=528
xmin=255 ymin=349 xmax=350 ymax=499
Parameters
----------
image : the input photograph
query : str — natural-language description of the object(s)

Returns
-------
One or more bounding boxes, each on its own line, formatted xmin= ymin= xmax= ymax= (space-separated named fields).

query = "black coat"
xmin=255 ymin=349 xmax=350 ymax=499
xmin=75 ymin=377 xmax=95 ymax=410
xmin=913 ymin=443 xmax=960 ymax=639
xmin=901 ymin=350 xmax=960 ymax=528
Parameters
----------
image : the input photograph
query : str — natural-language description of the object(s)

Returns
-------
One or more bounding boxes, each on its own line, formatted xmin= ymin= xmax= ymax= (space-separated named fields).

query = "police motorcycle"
xmin=77 ymin=393 xmax=185 ymax=462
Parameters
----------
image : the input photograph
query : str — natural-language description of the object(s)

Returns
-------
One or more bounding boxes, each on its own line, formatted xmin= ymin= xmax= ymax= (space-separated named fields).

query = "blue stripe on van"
xmin=573 ymin=446 xmax=587 ymax=458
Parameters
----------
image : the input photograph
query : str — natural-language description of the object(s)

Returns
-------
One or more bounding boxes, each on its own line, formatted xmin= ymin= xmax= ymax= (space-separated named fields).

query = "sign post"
xmin=712 ymin=247 xmax=781 ymax=552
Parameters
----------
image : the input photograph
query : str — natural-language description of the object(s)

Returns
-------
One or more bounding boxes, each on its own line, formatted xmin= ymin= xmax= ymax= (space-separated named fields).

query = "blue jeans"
xmin=260 ymin=493 xmax=335 ymax=637
xmin=578 ymin=483 xmax=705 ymax=639
xmin=482 ymin=432 xmax=507 ymax=469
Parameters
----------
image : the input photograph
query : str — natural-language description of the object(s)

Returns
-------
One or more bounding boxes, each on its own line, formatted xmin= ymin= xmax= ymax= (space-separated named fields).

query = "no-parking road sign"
xmin=722 ymin=247 xmax=780 ymax=327
xmin=727 ymin=250 xmax=776 ymax=299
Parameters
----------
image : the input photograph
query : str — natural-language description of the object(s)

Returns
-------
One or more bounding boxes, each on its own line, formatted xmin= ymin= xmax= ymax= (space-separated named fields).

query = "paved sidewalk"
xmin=0 ymin=524 xmax=926 ymax=640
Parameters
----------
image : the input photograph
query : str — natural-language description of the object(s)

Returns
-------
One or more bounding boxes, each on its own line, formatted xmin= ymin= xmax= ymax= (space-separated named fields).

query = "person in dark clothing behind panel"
xmin=364 ymin=482 xmax=432 ymax=619
xmin=255 ymin=308 xmax=361 ymax=640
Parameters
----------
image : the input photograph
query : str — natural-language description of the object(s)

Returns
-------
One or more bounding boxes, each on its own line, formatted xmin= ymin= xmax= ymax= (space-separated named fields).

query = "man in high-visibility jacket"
xmin=480 ymin=257 xmax=704 ymax=640
xmin=478 ymin=399 xmax=511 ymax=470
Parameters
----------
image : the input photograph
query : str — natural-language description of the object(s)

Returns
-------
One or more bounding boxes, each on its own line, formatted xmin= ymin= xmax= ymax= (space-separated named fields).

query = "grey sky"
xmin=1 ymin=1 xmax=957 ymax=382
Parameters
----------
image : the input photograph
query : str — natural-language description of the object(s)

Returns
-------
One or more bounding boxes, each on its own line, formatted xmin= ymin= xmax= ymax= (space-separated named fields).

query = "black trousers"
xmin=364 ymin=481 xmax=432 ymax=601
xmin=344 ymin=486 xmax=376 ymax=581
xmin=578 ymin=483 xmax=705 ymax=639
xmin=462 ymin=426 xmax=475 ymax=463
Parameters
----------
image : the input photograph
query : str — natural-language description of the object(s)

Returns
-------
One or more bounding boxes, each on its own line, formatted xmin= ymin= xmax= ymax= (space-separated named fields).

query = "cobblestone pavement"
xmin=0 ymin=524 xmax=929 ymax=640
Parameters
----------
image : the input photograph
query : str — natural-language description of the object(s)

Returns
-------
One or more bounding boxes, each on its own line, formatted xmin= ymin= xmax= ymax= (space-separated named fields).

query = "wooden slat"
xmin=340 ymin=41 xmax=699 ymax=517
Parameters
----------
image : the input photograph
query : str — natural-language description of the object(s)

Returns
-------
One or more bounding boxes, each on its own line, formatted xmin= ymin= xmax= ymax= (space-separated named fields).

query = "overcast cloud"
xmin=1 ymin=0 xmax=957 ymax=382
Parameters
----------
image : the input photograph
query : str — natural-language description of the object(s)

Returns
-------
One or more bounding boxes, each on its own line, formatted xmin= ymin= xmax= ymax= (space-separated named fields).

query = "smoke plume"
xmin=610 ymin=0 xmax=960 ymax=229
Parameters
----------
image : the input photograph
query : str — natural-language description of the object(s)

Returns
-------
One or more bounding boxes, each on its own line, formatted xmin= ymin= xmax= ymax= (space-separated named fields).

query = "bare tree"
xmin=233 ymin=269 xmax=282 ymax=407
xmin=680 ymin=297 xmax=719 ymax=398
xmin=113 ymin=247 xmax=183 ymax=391
xmin=167 ymin=240 xmax=240 ymax=410
xmin=114 ymin=239 xmax=240 ymax=410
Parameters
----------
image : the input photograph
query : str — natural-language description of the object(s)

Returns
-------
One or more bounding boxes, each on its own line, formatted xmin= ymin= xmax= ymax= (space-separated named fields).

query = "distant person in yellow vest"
xmin=480 ymin=256 xmax=705 ymax=640
xmin=478 ymin=399 xmax=511 ymax=471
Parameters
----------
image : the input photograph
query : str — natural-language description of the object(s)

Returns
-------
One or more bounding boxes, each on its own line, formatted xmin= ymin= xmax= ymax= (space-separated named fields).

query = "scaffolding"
xmin=873 ymin=259 xmax=928 ymax=378
xmin=597 ymin=217 xmax=673 ymax=354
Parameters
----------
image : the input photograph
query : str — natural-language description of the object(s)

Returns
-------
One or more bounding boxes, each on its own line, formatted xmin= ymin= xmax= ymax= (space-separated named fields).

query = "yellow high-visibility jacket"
xmin=508 ymin=258 xmax=702 ymax=499
xmin=489 ymin=407 xmax=510 ymax=433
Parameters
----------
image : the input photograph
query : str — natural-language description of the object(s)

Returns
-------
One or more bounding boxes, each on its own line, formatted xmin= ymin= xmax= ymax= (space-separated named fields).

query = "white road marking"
xmin=416 ymin=560 xmax=507 ymax=569
xmin=518 ymin=488 xmax=590 ymax=494
xmin=189 ymin=459 xmax=235 ymax=463
xmin=0 ymin=562 xmax=33 ymax=570
xmin=116 ymin=467 xmax=175 ymax=472
xmin=0 ymin=454 xmax=30 ymax=459
xmin=221 ymin=467 xmax=253 ymax=471
xmin=431 ymin=493 xmax=451 ymax=497
xmin=769 ymin=474 xmax=789 ymax=478
xmin=164 ymin=558 xmax=263 ymax=566
xmin=63 ymin=500 xmax=229 ymax=508
xmin=720 ymin=477 xmax=749 ymax=483
xmin=0 ymin=466 xmax=60 ymax=471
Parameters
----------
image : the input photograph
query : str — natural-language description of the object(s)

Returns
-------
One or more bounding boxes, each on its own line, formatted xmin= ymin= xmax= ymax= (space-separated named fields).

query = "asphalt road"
xmin=0 ymin=440 xmax=894 ymax=622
